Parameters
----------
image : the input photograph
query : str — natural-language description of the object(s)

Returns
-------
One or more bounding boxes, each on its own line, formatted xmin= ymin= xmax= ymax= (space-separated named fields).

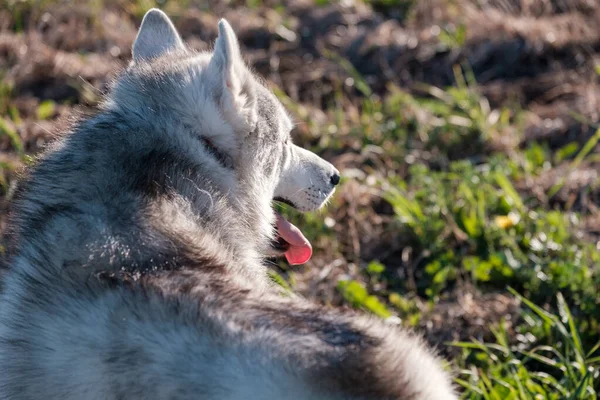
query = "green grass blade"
xmin=557 ymin=292 xmax=585 ymax=367
xmin=495 ymin=174 xmax=524 ymax=210
xmin=0 ymin=118 xmax=23 ymax=156
xmin=508 ymin=287 xmax=556 ymax=325
xmin=586 ymin=341 xmax=600 ymax=359
xmin=573 ymin=128 xmax=600 ymax=166
xmin=567 ymin=370 xmax=591 ymax=400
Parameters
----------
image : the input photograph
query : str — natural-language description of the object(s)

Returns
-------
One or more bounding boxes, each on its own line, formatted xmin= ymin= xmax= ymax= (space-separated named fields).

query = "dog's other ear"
xmin=208 ymin=19 xmax=257 ymax=132
xmin=132 ymin=9 xmax=185 ymax=62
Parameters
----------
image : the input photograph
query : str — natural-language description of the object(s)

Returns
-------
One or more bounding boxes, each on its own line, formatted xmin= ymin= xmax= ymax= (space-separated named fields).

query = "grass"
xmin=1 ymin=0 xmax=600 ymax=397
xmin=277 ymin=61 xmax=600 ymax=397
xmin=453 ymin=289 xmax=599 ymax=399
xmin=0 ymin=78 xmax=24 ymax=157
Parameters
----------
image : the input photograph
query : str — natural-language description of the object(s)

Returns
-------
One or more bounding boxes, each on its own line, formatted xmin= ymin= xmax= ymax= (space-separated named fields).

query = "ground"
xmin=1 ymin=0 xmax=599 ymax=398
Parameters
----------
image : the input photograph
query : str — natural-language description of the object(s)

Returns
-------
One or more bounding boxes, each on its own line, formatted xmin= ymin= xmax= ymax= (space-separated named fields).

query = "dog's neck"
xmin=7 ymin=111 xmax=276 ymax=289
xmin=137 ymin=116 xmax=278 ymax=273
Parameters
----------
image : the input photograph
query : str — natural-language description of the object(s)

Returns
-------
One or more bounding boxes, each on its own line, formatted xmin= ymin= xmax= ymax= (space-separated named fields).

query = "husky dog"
xmin=0 ymin=9 xmax=457 ymax=400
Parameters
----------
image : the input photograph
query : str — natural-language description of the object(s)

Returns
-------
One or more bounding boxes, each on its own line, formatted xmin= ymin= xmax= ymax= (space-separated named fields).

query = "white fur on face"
xmin=274 ymin=144 xmax=339 ymax=212
xmin=127 ymin=9 xmax=339 ymax=215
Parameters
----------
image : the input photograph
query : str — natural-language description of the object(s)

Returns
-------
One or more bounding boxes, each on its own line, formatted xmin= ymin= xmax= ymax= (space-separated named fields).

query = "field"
xmin=1 ymin=0 xmax=600 ymax=398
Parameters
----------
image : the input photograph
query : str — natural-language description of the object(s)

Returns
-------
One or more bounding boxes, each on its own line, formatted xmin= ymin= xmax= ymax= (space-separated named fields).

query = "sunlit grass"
xmin=276 ymin=54 xmax=600 ymax=396
xmin=454 ymin=289 xmax=599 ymax=399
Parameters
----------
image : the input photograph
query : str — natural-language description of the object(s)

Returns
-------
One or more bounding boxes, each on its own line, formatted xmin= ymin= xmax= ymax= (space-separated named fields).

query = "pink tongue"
xmin=275 ymin=214 xmax=312 ymax=265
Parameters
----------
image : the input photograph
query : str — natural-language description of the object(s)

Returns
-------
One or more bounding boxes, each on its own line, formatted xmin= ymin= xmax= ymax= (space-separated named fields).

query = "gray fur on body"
xmin=0 ymin=9 xmax=457 ymax=400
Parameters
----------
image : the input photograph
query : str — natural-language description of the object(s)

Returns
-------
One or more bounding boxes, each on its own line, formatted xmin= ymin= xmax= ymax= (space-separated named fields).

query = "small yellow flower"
xmin=495 ymin=212 xmax=520 ymax=229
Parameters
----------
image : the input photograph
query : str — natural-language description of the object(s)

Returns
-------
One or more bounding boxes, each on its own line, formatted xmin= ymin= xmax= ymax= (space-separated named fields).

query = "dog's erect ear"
xmin=211 ymin=20 xmax=245 ymax=88
xmin=132 ymin=9 xmax=185 ymax=62
xmin=208 ymin=19 xmax=257 ymax=132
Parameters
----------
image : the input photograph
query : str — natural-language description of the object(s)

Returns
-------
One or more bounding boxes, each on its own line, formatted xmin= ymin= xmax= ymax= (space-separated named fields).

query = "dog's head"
xmin=115 ymin=9 xmax=339 ymax=264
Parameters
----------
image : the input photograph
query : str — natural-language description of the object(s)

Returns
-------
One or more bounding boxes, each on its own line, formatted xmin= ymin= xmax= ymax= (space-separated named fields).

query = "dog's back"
xmin=0 ymin=9 xmax=457 ymax=400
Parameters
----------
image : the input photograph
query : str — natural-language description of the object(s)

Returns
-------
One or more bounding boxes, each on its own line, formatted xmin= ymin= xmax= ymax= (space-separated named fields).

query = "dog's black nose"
xmin=330 ymin=172 xmax=340 ymax=186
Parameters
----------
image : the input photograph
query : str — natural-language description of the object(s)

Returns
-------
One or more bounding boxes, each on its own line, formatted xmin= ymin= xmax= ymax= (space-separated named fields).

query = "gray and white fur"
xmin=0 ymin=9 xmax=457 ymax=399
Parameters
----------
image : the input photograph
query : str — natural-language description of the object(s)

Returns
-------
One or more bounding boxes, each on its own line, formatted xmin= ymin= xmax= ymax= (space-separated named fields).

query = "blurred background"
xmin=1 ymin=0 xmax=599 ymax=397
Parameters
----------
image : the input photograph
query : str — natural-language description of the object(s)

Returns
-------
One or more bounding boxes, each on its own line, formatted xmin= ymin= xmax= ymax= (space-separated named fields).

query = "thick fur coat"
xmin=0 ymin=9 xmax=457 ymax=400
